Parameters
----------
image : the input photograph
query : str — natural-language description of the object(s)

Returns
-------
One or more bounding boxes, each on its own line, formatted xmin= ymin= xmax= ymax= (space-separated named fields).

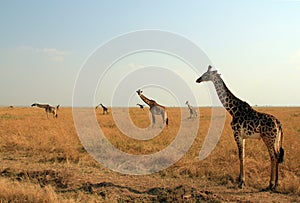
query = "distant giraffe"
xmin=136 ymin=89 xmax=168 ymax=126
xmin=31 ymin=103 xmax=60 ymax=118
xmin=96 ymin=103 xmax=108 ymax=115
xmin=136 ymin=103 xmax=145 ymax=110
xmin=196 ymin=65 xmax=284 ymax=190
xmin=185 ymin=101 xmax=197 ymax=118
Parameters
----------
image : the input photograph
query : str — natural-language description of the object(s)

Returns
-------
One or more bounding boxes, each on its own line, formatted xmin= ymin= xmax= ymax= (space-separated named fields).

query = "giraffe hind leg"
xmin=161 ymin=112 xmax=168 ymax=126
xmin=151 ymin=113 xmax=156 ymax=126
xmin=268 ymin=159 xmax=277 ymax=191
xmin=262 ymin=155 xmax=282 ymax=191
xmin=261 ymin=137 xmax=279 ymax=191
xmin=274 ymin=147 xmax=284 ymax=189
xmin=275 ymin=161 xmax=279 ymax=189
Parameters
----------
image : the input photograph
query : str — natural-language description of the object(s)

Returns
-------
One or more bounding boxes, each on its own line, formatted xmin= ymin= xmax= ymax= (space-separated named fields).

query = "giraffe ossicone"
xmin=196 ymin=65 xmax=284 ymax=191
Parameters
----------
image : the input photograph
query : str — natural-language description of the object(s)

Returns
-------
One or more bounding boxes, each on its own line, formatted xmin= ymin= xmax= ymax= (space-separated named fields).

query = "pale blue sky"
xmin=0 ymin=1 xmax=299 ymax=107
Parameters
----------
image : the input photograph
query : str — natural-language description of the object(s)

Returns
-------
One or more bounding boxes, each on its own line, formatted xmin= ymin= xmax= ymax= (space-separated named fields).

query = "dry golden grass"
xmin=0 ymin=177 xmax=59 ymax=203
xmin=0 ymin=106 xmax=299 ymax=202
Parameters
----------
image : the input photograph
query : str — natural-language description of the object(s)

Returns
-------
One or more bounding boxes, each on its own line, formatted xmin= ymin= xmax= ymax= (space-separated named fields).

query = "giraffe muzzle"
xmin=196 ymin=77 xmax=203 ymax=83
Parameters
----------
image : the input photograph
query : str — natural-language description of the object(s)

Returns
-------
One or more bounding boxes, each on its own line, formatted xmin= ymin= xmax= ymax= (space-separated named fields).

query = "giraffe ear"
xmin=208 ymin=65 xmax=212 ymax=72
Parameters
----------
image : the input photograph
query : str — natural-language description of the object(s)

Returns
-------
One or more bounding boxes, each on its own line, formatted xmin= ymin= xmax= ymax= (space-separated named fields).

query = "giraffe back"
xmin=231 ymin=109 xmax=282 ymax=142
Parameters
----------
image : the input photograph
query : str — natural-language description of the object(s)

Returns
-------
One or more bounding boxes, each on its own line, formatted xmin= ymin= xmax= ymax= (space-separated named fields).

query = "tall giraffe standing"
xmin=185 ymin=101 xmax=197 ymax=118
xmin=196 ymin=66 xmax=284 ymax=190
xmin=136 ymin=89 xmax=168 ymax=126
xmin=31 ymin=103 xmax=60 ymax=118
xmin=95 ymin=103 xmax=108 ymax=115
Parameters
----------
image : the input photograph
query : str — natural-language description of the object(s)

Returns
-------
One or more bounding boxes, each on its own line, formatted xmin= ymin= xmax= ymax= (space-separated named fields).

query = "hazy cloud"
xmin=17 ymin=46 xmax=70 ymax=62
xmin=38 ymin=48 xmax=69 ymax=62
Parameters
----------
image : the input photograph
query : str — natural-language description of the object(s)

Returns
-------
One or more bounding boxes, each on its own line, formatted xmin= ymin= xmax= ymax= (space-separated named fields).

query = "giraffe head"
xmin=136 ymin=89 xmax=143 ymax=95
xmin=196 ymin=65 xmax=219 ymax=83
xmin=185 ymin=101 xmax=189 ymax=105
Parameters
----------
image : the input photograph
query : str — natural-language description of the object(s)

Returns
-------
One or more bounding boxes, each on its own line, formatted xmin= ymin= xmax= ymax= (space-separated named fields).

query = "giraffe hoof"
xmin=269 ymin=184 xmax=277 ymax=191
xmin=238 ymin=183 xmax=245 ymax=189
xmin=238 ymin=178 xmax=245 ymax=189
xmin=261 ymin=184 xmax=277 ymax=192
xmin=261 ymin=186 xmax=274 ymax=192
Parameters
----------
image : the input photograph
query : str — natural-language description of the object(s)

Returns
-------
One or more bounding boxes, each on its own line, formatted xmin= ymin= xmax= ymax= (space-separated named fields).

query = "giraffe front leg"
xmin=234 ymin=133 xmax=245 ymax=188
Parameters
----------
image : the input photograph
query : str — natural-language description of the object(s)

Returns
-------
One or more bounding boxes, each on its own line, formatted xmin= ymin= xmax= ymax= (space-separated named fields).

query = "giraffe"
xmin=196 ymin=65 xmax=284 ymax=191
xmin=136 ymin=89 xmax=168 ymax=126
xmin=31 ymin=103 xmax=60 ymax=118
xmin=136 ymin=103 xmax=145 ymax=110
xmin=96 ymin=103 xmax=108 ymax=115
xmin=185 ymin=100 xmax=197 ymax=118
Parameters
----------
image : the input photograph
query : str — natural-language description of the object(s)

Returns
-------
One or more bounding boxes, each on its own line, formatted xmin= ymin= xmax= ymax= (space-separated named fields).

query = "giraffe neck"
xmin=212 ymin=75 xmax=252 ymax=116
xmin=100 ymin=104 xmax=107 ymax=111
xmin=34 ymin=103 xmax=50 ymax=109
xmin=139 ymin=94 xmax=156 ymax=108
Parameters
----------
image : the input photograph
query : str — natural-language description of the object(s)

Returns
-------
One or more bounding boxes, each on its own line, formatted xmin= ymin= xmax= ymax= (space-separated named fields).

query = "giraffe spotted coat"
xmin=196 ymin=66 xmax=284 ymax=191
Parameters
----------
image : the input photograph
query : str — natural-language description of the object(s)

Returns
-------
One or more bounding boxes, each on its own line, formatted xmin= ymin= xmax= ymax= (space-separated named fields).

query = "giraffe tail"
xmin=277 ymin=120 xmax=284 ymax=163
xmin=278 ymin=147 xmax=284 ymax=163
xmin=164 ymin=111 xmax=169 ymax=126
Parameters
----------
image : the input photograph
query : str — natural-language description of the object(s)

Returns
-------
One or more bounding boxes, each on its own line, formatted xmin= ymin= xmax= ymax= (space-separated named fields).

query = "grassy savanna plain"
xmin=0 ymin=106 xmax=299 ymax=202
